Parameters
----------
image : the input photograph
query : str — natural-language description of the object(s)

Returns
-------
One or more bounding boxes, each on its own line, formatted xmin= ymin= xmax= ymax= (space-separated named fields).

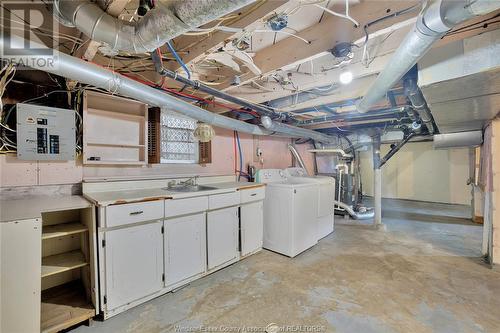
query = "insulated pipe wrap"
xmin=1 ymin=34 xmax=338 ymax=142
xmin=356 ymin=0 xmax=500 ymax=113
xmin=55 ymin=0 xmax=254 ymax=54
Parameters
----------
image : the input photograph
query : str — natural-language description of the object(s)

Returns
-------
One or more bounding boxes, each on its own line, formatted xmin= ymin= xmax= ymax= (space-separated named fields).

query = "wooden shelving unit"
xmin=41 ymin=281 xmax=95 ymax=333
xmin=42 ymin=222 xmax=87 ymax=240
xmin=41 ymin=208 xmax=96 ymax=332
xmin=83 ymin=91 xmax=148 ymax=165
xmin=42 ymin=250 xmax=88 ymax=278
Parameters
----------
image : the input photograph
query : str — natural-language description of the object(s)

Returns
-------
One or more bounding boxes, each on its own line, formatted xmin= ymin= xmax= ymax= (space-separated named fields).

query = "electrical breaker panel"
xmin=16 ymin=103 xmax=76 ymax=161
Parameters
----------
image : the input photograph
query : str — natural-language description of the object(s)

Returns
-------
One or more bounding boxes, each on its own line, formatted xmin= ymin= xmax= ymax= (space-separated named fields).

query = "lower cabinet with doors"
xmin=240 ymin=186 xmax=265 ymax=257
xmin=96 ymin=186 xmax=265 ymax=320
xmin=207 ymin=207 xmax=239 ymax=270
xmin=101 ymin=221 xmax=164 ymax=312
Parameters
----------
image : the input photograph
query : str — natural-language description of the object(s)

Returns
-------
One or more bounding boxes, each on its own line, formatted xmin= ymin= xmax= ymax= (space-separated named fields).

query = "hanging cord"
xmin=361 ymin=4 xmax=420 ymax=66
xmin=234 ymin=131 xmax=249 ymax=181
xmin=166 ymin=41 xmax=191 ymax=80
xmin=313 ymin=0 xmax=359 ymax=27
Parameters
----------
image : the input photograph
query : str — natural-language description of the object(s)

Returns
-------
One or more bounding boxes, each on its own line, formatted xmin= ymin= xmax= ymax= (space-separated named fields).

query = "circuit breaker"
xmin=16 ymin=103 xmax=76 ymax=160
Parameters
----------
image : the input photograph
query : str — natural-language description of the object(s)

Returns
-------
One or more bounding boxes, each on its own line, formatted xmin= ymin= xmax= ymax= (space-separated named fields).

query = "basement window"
xmin=160 ymin=110 xmax=199 ymax=164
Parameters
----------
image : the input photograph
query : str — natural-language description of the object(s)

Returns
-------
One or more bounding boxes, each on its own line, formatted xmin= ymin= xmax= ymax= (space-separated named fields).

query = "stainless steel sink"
xmin=162 ymin=185 xmax=217 ymax=192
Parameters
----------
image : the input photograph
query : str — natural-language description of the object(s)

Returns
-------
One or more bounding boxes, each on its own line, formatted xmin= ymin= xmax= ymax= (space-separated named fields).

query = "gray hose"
xmin=334 ymin=200 xmax=375 ymax=220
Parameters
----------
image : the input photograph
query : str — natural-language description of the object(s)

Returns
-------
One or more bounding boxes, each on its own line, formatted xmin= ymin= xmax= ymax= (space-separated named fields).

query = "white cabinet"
xmin=207 ymin=207 xmax=239 ymax=270
xmin=0 ymin=219 xmax=41 ymax=333
xmin=103 ymin=221 xmax=163 ymax=312
xmin=164 ymin=213 xmax=206 ymax=287
xmin=240 ymin=201 xmax=264 ymax=257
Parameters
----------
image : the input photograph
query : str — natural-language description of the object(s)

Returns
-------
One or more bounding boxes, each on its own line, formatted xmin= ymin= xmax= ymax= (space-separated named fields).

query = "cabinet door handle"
xmin=129 ymin=210 xmax=144 ymax=215
xmin=250 ymin=193 xmax=257 ymax=196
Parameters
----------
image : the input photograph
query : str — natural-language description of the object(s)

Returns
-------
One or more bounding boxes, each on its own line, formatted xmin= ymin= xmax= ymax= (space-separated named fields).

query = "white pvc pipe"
xmin=373 ymin=168 xmax=382 ymax=225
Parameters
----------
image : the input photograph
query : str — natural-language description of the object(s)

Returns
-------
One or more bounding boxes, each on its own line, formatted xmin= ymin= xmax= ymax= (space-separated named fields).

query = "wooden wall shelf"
xmin=83 ymin=91 xmax=148 ymax=165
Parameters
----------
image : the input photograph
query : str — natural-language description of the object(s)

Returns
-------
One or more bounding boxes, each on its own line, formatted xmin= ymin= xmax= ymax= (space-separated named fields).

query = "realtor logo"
xmin=0 ymin=1 xmax=58 ymax=69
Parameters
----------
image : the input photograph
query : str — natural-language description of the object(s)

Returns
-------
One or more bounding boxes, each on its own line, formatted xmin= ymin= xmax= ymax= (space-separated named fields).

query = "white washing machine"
xmin=256 ymin=169 xmax=318 ymax=257
xmin=284 ymin=167 xmax=335 ymax=239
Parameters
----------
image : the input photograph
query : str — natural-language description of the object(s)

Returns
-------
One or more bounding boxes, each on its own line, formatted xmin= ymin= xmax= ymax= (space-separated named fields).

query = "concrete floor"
xmin=74 ymin=201 xmax=500 ymax=333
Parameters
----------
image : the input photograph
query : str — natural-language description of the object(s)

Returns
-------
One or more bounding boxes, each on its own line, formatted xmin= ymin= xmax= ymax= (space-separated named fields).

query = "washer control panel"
xmin=256 ymin=169 xmax=288 ymax=183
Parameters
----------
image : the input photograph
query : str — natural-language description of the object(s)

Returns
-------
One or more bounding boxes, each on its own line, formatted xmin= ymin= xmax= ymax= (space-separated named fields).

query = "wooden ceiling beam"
xmin=167 ymin=0 xmax=288 ymax=71
xmin=220 ymin=0 xmax=420 ymax=91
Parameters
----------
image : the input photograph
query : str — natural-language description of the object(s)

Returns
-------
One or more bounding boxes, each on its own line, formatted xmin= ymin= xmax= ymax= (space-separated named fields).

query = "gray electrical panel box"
xmin=16 ymin=103 xmax=76 ymax=160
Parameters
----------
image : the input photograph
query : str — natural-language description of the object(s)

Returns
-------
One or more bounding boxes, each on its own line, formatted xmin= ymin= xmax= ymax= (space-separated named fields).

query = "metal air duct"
xmin=1 ymin=34 xmax=339 ymax=142
xmin=357 ymin=0 xmax=500 ymax=113
xmin=288 ymin=144 xmax=310 ymax=175
xmin=54 ymin=0 xmax=254 ymax=54
xmin=433 ymin=131 xmax=483 ymax=149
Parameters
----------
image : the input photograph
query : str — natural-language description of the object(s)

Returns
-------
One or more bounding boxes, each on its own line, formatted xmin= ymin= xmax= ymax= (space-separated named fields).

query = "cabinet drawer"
xmin=105 ymin=201 xmax=164 ymax=227
xmin=208 ymin=192 xmax=239 ymax=210
xmin=165 ymin=196 xmax=208 ymax=218
xmin=240 ymin=187 xmax=265 ymax=203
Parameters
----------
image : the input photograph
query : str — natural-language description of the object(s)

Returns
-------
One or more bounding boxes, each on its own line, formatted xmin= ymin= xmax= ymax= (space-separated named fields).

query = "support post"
xmin=372 ymin=134 xmax=384 ymax=229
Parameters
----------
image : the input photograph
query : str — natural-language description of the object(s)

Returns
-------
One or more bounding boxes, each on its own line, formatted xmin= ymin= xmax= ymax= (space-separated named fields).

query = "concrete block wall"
xmin=359 ymin=141 xmax=472 ymax=205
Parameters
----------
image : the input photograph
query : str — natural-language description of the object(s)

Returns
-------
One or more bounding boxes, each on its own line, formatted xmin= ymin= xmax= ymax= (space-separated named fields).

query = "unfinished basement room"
xmin=1 ymin=0 xmax=500 ymax=332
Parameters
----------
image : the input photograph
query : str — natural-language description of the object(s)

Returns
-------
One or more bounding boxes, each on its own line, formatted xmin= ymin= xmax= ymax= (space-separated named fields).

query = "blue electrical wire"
xmin=235 ymin=131 xmax=244 ymax=181
xmin=166 ymin=41 xmax=191 ymax=79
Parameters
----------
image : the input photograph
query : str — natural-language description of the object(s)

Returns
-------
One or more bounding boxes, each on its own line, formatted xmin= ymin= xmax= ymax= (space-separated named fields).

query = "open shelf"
xmin=42 ymin=223 xmax=88 ymax=240
xmin=41 ymin=281 xmax=94 ymax=333
xmin=42 ymin=250 xmax=88 ymax=278
xmin=83 ymin=91 xmax=148 ymax=165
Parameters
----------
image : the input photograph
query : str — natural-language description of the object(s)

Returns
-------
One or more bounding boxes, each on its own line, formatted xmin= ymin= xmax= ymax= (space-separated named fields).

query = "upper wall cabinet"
xmin=83 ymin=91 xmax=148 ymax=165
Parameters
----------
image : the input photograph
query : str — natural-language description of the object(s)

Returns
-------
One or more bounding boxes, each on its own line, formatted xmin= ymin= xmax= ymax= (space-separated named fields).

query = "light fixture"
xmin=194 ymin=123 xmax=215 ymax=142
xmin=339 ymin=71 xmax=353 ymax=85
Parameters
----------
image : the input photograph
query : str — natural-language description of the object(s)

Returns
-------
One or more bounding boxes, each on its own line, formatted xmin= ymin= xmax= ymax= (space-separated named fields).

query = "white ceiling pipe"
xmin=54 ymin=0 xmax=254 ymax=54
xmin=357 ymin=0 xmax=500 ymax=113
xmin=1 ymin=34 xmax=339 ymax=142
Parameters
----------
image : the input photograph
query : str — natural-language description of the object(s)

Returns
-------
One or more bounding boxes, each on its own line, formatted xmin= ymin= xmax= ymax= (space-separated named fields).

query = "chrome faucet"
xmin=179 ymin=176 xmax=198 ymax=186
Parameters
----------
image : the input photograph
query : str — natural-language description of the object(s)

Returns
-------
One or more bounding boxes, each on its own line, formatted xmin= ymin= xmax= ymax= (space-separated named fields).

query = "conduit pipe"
xmin=379 ymin=132 xmax=416 ymax=167
xmin=152 ymin=51 xmax=338 ymax=143
xmin=333 ymin=200 xmax=375 ymax=220
xmin=150 ymin=51 xmax=283 ymax=120
xmin=403 ymin=69 xmax=435 ymax=134
xmin=2 ymin=34 xmax=340 ymax=142
xmin=357 ymin=0 xmax=500 ymax=113
xmin=54 ymin=0 xmax=253 ymax=54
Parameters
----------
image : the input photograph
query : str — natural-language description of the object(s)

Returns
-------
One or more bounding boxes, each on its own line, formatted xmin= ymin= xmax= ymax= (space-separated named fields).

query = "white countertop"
xmin=83 ymin=182 xmax=265 ymax=206
xmin=0 ymin=182 xmax=265 ymax=222
xmin=0 ymin=196 xmax=92 ymax=223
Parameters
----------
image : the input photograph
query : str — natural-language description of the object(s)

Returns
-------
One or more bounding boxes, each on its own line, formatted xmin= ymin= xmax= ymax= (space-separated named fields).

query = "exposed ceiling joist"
xmin=167 ymin=0 xmax=288 ymax=70
xmin=219 ymin=0 xmax=420 ymax=91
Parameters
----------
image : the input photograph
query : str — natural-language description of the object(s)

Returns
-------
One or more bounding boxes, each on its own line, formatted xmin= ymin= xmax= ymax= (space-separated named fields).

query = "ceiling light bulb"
xmin=339 ymin=71 xmax=353 ymax=85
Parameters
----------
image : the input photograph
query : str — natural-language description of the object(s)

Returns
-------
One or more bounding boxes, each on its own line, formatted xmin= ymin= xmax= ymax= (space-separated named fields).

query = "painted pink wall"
xmin=0 ymin=127 xmax=316 ymax=186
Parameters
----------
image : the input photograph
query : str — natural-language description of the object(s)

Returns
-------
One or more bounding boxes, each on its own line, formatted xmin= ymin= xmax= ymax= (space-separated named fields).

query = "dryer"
xmin=256 ymin=169 xmax=318 ymax=257
xmin=284 ymin=167 xmax=335 ymax=239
